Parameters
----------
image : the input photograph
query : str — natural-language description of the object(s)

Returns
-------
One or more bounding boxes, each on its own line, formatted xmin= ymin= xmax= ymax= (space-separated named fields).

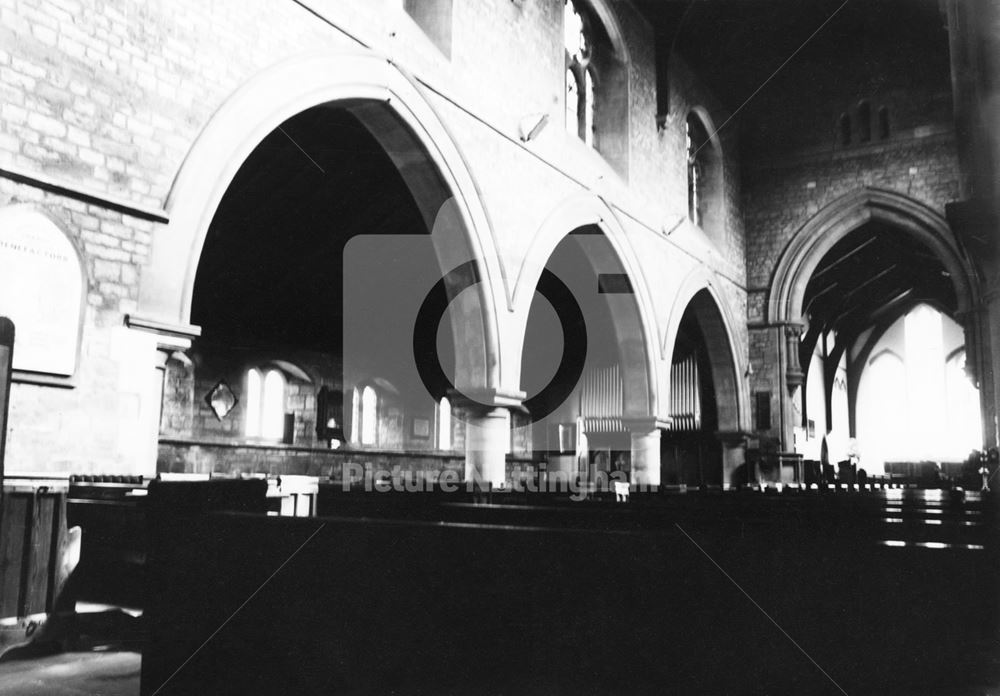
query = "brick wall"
xmin=0 ymin=175 xmax=156 ymax=474
xmin=0 ymin=0 xmax=747 ymax=475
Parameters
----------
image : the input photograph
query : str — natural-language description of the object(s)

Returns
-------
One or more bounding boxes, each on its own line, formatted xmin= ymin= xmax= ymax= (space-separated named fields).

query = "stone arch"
xmin=137 ymin=49 xmax=504 ymax=393
xmin=687 ymin=105 xmax=722 ymax=152
xmin=662 ymin=267 xmax=750 ymax=434
xmin=579 ymin=0 xmax=631 ymax=66
xmin=768 ymin=187 xmax=976 ymax=325
xmin=512 ymin=193 xmax=659 ymax=418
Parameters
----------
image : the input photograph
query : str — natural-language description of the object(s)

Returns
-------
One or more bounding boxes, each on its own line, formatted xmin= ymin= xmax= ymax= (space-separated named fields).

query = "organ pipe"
xmin=577 ymin=365 xmax=624 ymax=432
xmin=670 ymin=356 xmax=701 ymax=431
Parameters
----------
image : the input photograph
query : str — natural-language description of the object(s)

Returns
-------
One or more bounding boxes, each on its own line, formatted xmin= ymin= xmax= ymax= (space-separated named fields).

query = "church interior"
xmin=1 ymin=0 xmax=1000 ymax=693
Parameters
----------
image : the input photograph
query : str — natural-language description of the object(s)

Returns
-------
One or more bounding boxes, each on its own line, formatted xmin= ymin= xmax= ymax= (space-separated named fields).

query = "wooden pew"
xmin=67 ymin=476 xmax=147 ymax=609
xmin=0 ymin=479 xmax=81 ymax=658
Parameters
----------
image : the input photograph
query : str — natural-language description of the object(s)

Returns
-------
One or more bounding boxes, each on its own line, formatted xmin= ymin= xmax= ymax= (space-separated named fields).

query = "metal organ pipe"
xmin=578 ymin=365 xmax=624 ymax=432
xmin=669 ymin=356 xmax=702 ymax=432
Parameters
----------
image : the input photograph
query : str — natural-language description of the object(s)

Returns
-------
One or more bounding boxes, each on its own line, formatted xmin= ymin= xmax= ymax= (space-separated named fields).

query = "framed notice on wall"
xmin=411 ymin=417 xmax=430 ymax=439
xmin=0 ymin=206 xmax=85 ymax=382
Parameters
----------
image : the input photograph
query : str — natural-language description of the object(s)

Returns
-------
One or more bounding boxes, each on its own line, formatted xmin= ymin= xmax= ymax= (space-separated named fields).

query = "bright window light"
xmin=361 ymin=385 xmax=378 ymax=446
xmin=261 ymin=370 xmax=285 ymax=440
xmin=438 ymin=397 xmax=452 ymax=451
xmin=859 ymin=305 xmax=982 ymax=471
xmin=246 ymin=368 xmax=285 ymax=440
xmin=904 ymin=306 xmax=945 ymax=459
xmin=246 ymin=369 xmax=262 ymax=437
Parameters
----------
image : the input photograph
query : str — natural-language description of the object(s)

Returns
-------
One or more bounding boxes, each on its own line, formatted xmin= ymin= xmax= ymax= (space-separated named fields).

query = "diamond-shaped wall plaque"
xmin=205 ymin=379 xmax=238 ymax=421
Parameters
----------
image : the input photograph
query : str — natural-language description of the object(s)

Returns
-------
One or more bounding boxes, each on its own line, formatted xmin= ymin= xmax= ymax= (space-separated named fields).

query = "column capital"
xmin=715 ymin=429 xmax=753 ymax=444
xmin=124 ymin=314 xmax=200 ymax=350
xmin=622 ymin=416 xmax=671 ymax=433
xmin=783 ymin=322 xmax=805 ymax=340
xmin=447 ymin=387 xmax=525 ymax=411
xmin=784 ymin=322 xmax=805 ymax=390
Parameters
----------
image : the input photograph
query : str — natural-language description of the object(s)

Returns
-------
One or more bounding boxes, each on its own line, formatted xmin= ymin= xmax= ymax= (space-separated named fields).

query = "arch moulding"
xmin=768 ymin=187 xmax=976 ymax=325
xmin=662 ymin=265 xmax=751 ymax=433
xmin=136 ymin=49 xmax=504 ymax=392
xmin=509 ymin=193 xmax=660 ymax=418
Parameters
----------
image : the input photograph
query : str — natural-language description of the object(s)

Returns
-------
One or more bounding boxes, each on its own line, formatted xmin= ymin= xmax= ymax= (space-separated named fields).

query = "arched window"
xmin=904 ymin=305 xmax=945 ymax=458
xmin=686 ymin=119 xmax=702 ymax=226
xmin=246 ymin=367 xmax=286 ymax=439
xmin=857 ymin=101 xmax=871 ymax=143
xmin=686 ymin=113 xmax=717 ymax=230
xmin=350 ymin=385 xmax=379 ymax=445
xmin=360 ymin=385 xmax=378 ymax=446
xmin=437 ymin=397 xmax=452 ymax=450
xmin=839 ymin=113 xmax=851 ymax=146
xmin=350 ymin=387 xmax=360 ymax=444
xmin=564 ymin=0 xmax=595 ymax=146
xmin=862 ymin=351 xmax=907 ymax=468
xmin=858 ymin=306 xmax=984 ymax=471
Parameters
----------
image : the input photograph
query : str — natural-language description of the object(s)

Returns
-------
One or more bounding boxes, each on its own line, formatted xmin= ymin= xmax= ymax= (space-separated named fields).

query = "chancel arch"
xmin=769 ymin=187 xmax=983 ymax=471
xmin=769 ymin=188 xmax=975 ymax=325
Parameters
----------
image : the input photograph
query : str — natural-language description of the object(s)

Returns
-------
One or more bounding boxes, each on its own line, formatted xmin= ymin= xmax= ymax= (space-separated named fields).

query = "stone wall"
xmin=0 ymin=0 xmax=749 ymax=476
xmin=156 ymin=439 xmax=539 ymax=484
xmin=738 ymin=12 xmax=962 ymax=445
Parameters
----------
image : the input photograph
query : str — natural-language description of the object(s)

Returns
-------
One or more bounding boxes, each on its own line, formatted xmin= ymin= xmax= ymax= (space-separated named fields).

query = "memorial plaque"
xmin=0 ymin=208 xmax=83 ymax=377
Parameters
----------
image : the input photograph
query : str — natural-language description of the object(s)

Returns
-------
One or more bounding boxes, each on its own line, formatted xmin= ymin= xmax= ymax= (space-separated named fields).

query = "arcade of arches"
xmin=1 ymin=0 xmax=999 ymax=496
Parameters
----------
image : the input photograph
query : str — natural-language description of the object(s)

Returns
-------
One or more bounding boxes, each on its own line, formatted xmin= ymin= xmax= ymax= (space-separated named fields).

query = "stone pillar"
xmin=627 ymin=419 xmax=663 ymax=487
xmin=947 ymin=202 xmax=999 ymax=450
xmin=781 ymin=323 xmax=805 ymax=452
xmin=464 ymin=407 xmax=511 ymax=489
xmin=718 ymin=431 xmax=749 ymax=489
xmin=982 ymin=290 xmax=1000 ymax=449
xmin=945 ymin=0 xmax=1000 ymax=447
xmin=122 ymin=316 xmax=200 ymax=476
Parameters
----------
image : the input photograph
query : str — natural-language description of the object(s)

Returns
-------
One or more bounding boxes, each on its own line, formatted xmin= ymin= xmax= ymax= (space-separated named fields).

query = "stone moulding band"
xmin=0 ymin=165 xmax=169 ymax=224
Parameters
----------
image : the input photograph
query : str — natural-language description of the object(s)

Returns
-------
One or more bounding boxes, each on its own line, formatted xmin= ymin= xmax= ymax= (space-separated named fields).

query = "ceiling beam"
xmin=841 ymin=264 xmax=898 ymax=300
xmin=810 ymin=236 xmax=879 ymax=281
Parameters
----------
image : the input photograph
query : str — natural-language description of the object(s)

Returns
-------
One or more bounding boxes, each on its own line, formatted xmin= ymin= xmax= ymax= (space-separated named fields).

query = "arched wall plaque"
xmin=0 ymin=206 xmax=85 ymax=383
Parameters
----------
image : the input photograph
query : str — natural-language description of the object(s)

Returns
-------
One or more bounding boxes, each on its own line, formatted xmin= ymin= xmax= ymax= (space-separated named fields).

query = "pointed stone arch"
xmin=661 ymin=267 xmax=750 ymax=487
xmin=663 ymin=267 xmax=750 ymax=434
xmin=768 ymin=187 xmax=976 ymax=325
xmin=512 ymin=193 xmax=659 ymax=419
xmin=136 ymin=49 xmax=504 ymax=395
